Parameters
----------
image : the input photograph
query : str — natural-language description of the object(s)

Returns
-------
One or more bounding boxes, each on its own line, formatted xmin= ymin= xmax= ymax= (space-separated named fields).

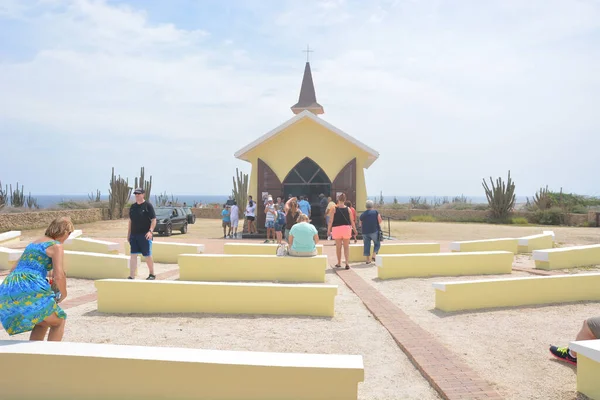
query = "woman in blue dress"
xmin=0 ymin=217 xmax=73 ymax=341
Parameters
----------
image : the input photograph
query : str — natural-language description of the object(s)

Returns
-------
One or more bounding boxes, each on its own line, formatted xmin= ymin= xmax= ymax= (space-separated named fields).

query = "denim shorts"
xmin=265 ymin=220 xmax=275 ymax=229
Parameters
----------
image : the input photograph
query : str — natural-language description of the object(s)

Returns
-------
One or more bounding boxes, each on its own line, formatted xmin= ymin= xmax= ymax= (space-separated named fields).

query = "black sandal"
xmin=334 ymin=264 xmax=341 ymax=268
xmin=345 ymin=265 xmax=350 ymax=270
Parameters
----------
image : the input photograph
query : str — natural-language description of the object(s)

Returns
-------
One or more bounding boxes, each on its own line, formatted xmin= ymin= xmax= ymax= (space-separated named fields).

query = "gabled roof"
xmin=234 ymin=110 xmax=380 ymax=168
xmin=291 ymin=62 xmax=324 ymax=115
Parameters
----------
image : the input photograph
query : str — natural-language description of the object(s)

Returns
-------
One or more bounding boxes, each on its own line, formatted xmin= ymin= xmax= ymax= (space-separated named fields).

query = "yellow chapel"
xmin=234 ymin=61 xmax=379 ymax=228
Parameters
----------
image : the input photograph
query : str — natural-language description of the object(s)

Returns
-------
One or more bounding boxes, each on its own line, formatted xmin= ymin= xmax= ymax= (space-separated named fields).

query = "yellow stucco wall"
xmin=244 ymin=117 xmax=372 ymax=208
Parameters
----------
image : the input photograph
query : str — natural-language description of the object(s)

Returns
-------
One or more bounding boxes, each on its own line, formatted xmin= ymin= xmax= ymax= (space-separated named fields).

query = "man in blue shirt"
xmin=298 ymin=195 xmax=311 ymax=219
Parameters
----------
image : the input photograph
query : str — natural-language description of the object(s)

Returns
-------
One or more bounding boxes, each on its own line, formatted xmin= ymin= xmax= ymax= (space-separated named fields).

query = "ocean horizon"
xmin=27 ymin=194 xmax=531 ymax=209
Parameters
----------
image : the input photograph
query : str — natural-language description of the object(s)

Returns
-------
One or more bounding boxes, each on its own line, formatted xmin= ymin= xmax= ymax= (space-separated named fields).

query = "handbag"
xmin=376 ymin=211 xmax=384 ymax=242
xmin=276 ymin=243 xmax=289 ymax=257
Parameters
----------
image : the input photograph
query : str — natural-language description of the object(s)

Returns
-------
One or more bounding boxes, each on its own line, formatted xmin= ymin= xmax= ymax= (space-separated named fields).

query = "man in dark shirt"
xmin=127 ymin=188 xmax=157 ymax=280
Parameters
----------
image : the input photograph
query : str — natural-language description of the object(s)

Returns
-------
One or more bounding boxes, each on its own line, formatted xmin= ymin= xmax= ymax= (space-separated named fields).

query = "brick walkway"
xmin=334 ymin=267 xmax=503 ymax=400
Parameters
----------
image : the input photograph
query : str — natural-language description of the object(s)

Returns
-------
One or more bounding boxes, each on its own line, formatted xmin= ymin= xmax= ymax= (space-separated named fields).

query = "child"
xmin=221 ymin=204 xmax=231 ymax=238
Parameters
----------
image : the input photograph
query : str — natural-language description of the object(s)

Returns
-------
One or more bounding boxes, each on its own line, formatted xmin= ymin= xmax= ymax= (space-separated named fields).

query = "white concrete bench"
xmin=518 ymin=231 xmax=554 ymax=253
xmin=95 ymin=280 xmax=337 ymax=317
xmin=533 ymin=244 xmax=600 ymax=270
xmin=64 ymin=251 xmax=136 ymax=279
xmin=0 ymin=247 xmax=23 ymax=270
xmin=0 ymin=340 xmax=364 ymax=400
xmin=64 ymin=237 xmax=120 ymax=255
xmin=569 ymin=339 xmax=600 ymax=399
xmin=179 ymin=254 xmax=328 ymax=283
xmin=224 ymin=242 xmax=324 ymax=255
xmin=433 ymin=273 xmax=600 ymax=312
xmin=377 ymin=251 xmax=513 ymax=279
xmin=348 ymin=242 xmax=440 ymax=262
xmin=125 ymin=241 xmax=205 ymax=263
xmin=63 ymin=230 xmax=83 ymax=245
xmin=450 ymin=238 xmax=518 ymax=253
xmin=0 ymin=230 xmax=21 ymax=246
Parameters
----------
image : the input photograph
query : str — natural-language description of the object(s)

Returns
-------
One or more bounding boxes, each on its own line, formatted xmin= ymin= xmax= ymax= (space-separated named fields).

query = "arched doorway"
xmin=282 ymin=158 xmax=331 ymax=228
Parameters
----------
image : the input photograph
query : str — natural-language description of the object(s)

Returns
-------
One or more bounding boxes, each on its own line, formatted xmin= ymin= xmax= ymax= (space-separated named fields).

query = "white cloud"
xmin=1 ymin=0 xmax=599 ymax=197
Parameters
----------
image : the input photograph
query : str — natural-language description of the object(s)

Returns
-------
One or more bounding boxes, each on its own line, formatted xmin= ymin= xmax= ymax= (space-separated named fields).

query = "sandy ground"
xmin=3 ymin=218 xmax=600 ymax=399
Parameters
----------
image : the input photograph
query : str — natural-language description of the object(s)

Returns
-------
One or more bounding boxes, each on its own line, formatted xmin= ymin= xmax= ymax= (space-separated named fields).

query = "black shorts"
xmin=246 ymin=216 xmax=255 ymax=221
xmin=129 ymin=234 xmax=152 ymax=257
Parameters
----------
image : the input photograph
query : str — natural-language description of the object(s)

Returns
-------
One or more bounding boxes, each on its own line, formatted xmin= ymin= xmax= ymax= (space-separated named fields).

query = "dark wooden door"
xmin=257 ymin=158 xmax=282 ymax=230
xmin=331 ymin=158 xmax=356 ymax=206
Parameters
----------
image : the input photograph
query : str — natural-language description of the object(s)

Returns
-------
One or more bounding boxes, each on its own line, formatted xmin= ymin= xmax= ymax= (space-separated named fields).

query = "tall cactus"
xmin=0 ymin=181 xmax=7 ymax=209
xmin=134 ymin=167 xmax=152 ymax=202
xmin=10 ymin=183 xmax=25 ymax=207
xmin=108 ymin=167 xmax=132 ymax=219
xmin=26 ymin=192 xmax=39 ymax=209
xmin=533 ymin=185 xmax=552 ymax=210
xmin=482 ymin=171 xmax=516 ymax=221
xmin=232 ymin=168 xmax=249 ymax=213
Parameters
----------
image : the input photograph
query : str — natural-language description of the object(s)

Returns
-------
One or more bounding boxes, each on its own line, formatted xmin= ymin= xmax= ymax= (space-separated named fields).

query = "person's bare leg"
xmin=571 ymin=320 xmax=596 ymax=357
xmin=42 ymin=313 xmax=66 ymax=342
xmin=343 ymin=238 xmax=350 ymax=266
xmin=146 ymin=256 xmax=155 ymax=276
xmin=335 ymin=239 xmax=342 ymax=265
xmin=29 ymin=323 xmax=49 ymax=341
xmin=129 ymin=254 xmax=137 ymax=279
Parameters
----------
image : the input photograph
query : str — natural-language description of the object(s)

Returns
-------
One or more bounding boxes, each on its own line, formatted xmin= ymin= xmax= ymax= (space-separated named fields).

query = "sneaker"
xmin=127 ymin=276 xmax=134 ymax=280
xmin=146 ymin=274 xmax=156 ymax=281
xmin=549 ymin=345 xmax=577 ymax=365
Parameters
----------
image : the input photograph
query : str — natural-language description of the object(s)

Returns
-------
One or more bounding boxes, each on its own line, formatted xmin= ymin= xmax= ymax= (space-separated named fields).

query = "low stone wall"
xmin=192 ymin=208 xmax=223 ymax=219
xmin=0 ymin=209 xmax=104 ymax=232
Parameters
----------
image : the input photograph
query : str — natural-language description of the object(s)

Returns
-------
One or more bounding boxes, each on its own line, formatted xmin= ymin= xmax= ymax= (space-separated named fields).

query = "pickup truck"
xmin=153 ymin=207 xmax=188 ymax=236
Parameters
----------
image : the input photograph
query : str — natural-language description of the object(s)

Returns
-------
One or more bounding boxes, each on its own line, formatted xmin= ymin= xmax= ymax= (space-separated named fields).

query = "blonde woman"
xmin=288 ymin=214 xmax=319 ymax=257
xmin=327 ymin=193 xmax=357 ymax=269
xmin=0 ymin=217 xmax=72 ymax=341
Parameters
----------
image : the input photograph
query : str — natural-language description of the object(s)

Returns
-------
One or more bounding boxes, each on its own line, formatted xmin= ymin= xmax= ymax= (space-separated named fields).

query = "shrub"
xmin=530 ymin=207 xmax=565 ymax=225
xmin=57 ymin=201 xmax=92 ymax=209
xmin=511 ymin=217 xmax=529 ymax=225
xmin=410 ymin=215 xmax=436 ymax=222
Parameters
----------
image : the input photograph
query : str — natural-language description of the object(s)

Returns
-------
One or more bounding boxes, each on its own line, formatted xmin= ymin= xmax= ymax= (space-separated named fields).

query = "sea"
xmin=31 ymin=194 xmax=528 ymax=209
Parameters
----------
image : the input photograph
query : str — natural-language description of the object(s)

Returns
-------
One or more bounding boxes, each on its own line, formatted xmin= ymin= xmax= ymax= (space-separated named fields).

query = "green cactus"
xmin=0 ymin=182 xmax=7 ymax=209
xmin=26 ymin=192 xmax=39 ymax=209
xmin=134 ymin=167 xmax=152 ymax=202
xmin=88 ymin=189 xmax=101 ymax=202
xmin=232 ymin=167 xmax=249 ymax=213
xmin=482 ymin=171 xmax=516 ymax=221
xmin=108 ymin=167 xmax=132 ymax=219
xmin=533 ymin=185 xmax=552 ymax=210
xmin=10 ymin=183 xmax=25 ymax=208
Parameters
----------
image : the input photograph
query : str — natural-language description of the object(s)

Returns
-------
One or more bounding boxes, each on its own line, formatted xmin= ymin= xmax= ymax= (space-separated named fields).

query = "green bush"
xmin=410 ymin=215 xmax=436 ymax=222
xmin=511 ymin=217 xmax=529 ymax=225
xmin=530 ymin=207 xmax=565 ymax=225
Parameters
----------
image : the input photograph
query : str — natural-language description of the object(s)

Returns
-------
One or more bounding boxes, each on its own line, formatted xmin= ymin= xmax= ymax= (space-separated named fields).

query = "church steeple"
xmin=291 ymin=61 xmax=324 ymax=115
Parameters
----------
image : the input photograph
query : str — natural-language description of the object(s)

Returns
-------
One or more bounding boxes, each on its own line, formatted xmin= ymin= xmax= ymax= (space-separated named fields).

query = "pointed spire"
xmin=291 ymin=62 xmax=324 ymax=115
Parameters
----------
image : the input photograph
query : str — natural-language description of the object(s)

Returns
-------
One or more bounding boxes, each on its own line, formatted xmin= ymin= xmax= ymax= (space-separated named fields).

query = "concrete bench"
xmin=348 ymin=242 xmax=440 ymax=262
xmin=518 ymin=231 xmax=554 ymax=253
xmin=224 ymin=242 xmax=324 ymax=255
xmin=64 ymin=251 xmax=136 ymax=279
xmin=0 ymin=340 xmax=364 ymax=400
xmin=0 ymin=230 xmax=21 ymax=246
xmin=179 ymin=254 xmax=328 ymax=283
xmin=63 ymin=230 xmax=83 ymax=245
xmin=125 ymin=241 xmax=205 ymax=263
xmin=64 ymin=237 xmax=120 ymax=255
xmin=569 ymin=339 xmax=600 ymax=400
xmin=95 ymin=280 xmax=337 ymax=317
xmin=533 ymin=244 xmax=600 ymax=270
xmin=433 ymin=273 xmax=600 ymax=312
xmin=450 ymin=238 xmax=518 ymax=253
xmin=377 ymin=251 xmax=513 ymax=279
xmin=0 ymin=247 xmax=23 ymax=270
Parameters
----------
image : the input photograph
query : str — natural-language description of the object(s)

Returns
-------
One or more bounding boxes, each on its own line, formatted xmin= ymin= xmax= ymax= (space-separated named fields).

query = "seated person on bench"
xmin=550 ymin=317 xmax=600 ymax=365
xmin=288 ymin=214 xmax=319 ymax=257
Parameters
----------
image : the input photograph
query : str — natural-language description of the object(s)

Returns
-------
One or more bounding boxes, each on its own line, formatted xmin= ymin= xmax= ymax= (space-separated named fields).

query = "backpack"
xmin=276 ymin=242 xmax=289 ymax=257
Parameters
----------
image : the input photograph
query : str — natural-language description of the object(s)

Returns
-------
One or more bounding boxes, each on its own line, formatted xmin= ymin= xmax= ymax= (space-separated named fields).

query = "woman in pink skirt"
xmin=327 ymin=193 xmax=357 ymax=269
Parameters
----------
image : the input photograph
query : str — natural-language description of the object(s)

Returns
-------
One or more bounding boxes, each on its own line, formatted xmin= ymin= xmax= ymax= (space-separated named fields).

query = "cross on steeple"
xmin=302 ymin=44 xmax=314 ymax=62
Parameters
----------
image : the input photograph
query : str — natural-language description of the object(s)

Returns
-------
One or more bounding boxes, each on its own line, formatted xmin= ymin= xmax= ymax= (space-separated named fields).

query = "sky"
xmin=1 ymin=0 xmax=599 ymax=197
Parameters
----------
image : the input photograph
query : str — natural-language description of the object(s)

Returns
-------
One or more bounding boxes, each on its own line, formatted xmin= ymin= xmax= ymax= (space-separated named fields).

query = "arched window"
xmin=283 ymin=158 xmax=330 ymax=185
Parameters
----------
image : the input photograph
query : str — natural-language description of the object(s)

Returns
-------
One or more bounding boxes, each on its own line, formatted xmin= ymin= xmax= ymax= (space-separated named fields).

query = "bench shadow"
xmin=428 ymin=300 xmax=600 ymax=318
xmin=82 ymin=310 xmax=333 ymax=321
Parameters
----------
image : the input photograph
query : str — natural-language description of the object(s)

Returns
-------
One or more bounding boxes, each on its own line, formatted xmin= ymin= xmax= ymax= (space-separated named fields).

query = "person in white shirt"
xmin=245 ymin=196 xmax=257 ymax=234
xmin=229 ymin=201 xmax=239 ymax=238
xmin=264 ymin=196 xmax=277 ymax=243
